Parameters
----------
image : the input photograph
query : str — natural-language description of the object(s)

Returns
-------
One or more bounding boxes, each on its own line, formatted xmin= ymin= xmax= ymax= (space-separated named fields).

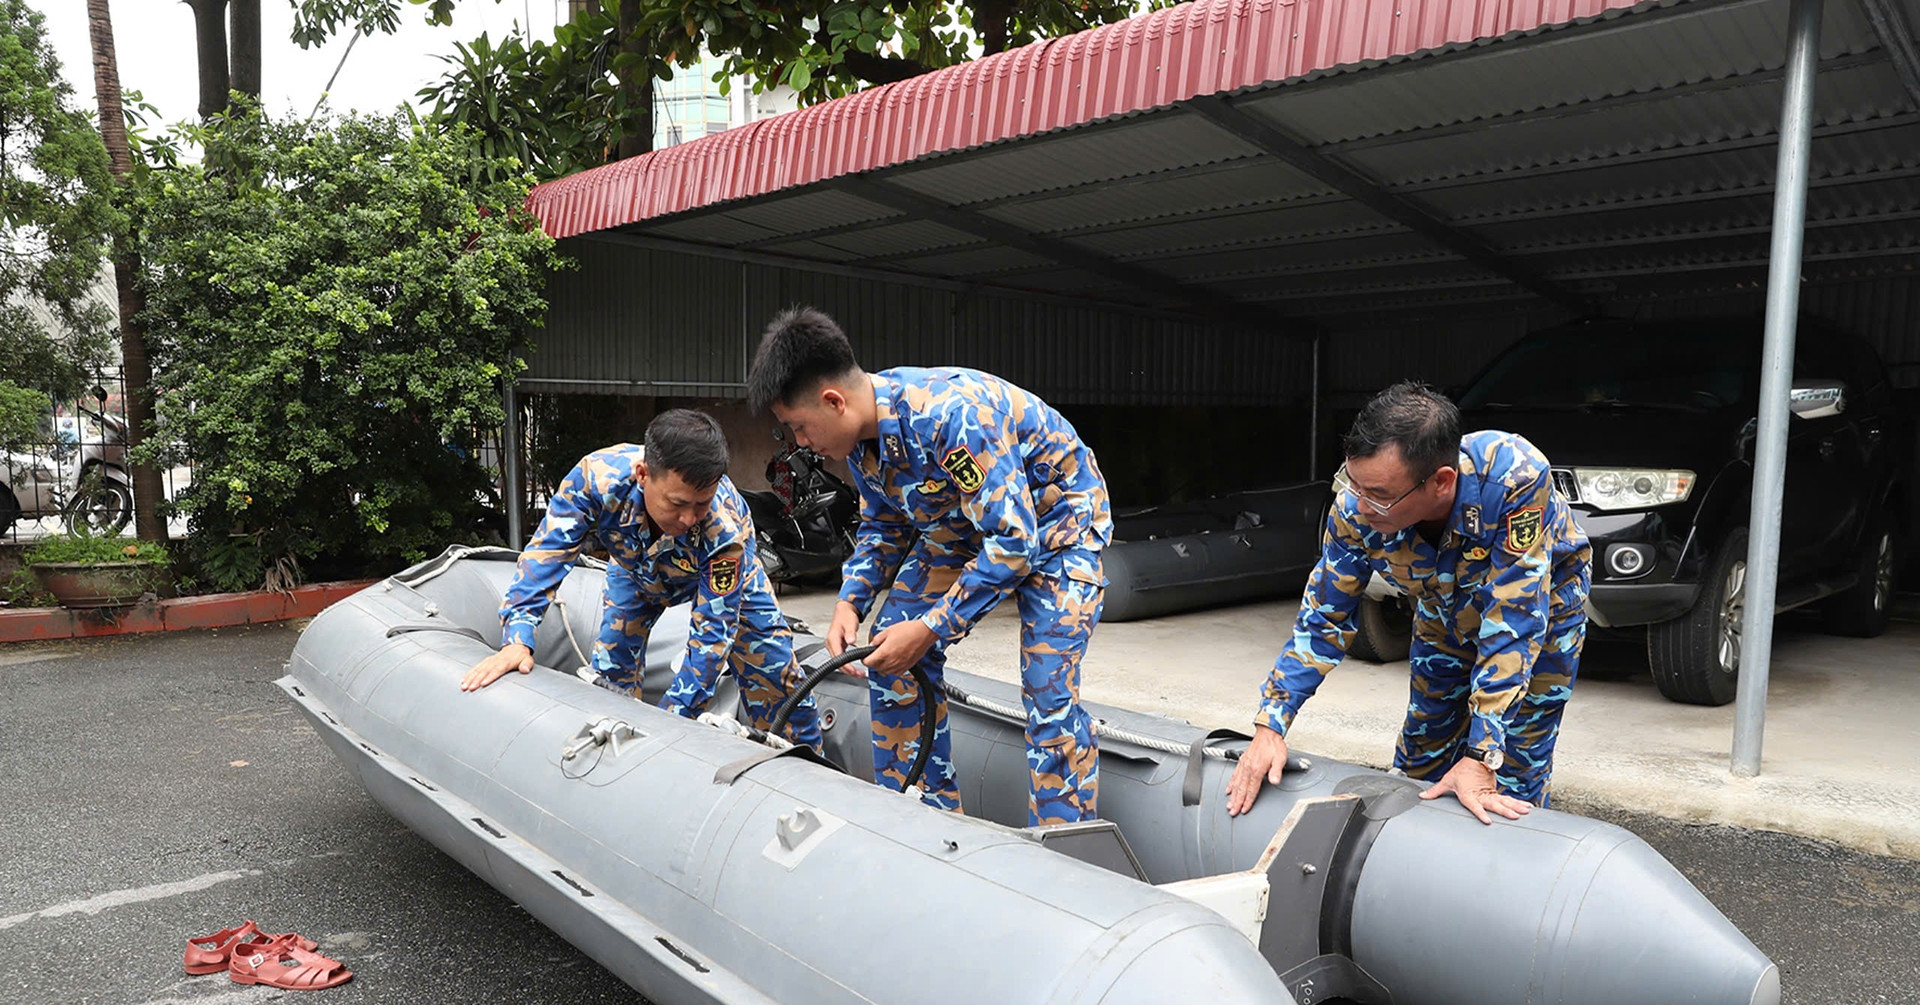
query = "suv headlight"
xmin=1569 ymin=468 xmax=1695 ymax=511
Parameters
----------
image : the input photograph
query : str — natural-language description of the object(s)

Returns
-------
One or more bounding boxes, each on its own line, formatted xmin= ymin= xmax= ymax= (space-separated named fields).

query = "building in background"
xmin=654 ymin=57 xmax=798 ymax=148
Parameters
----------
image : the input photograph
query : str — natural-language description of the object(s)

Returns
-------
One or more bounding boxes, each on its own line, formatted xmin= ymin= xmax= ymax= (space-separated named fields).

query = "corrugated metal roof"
xmin=527 ymin=0 xmax=1920 ymax=346
xmin=527 ymin=0 xmax=1653 ymax=239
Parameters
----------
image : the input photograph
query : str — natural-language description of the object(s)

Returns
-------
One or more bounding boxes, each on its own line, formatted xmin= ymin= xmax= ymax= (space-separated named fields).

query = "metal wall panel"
xmin=529 ymin=236 xmax=1310 ymax=406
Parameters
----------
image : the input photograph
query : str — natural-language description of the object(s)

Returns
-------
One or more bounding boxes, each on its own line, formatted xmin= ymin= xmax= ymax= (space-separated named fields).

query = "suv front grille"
xmin=1551 ymin=468 xmax=1581 ymax=503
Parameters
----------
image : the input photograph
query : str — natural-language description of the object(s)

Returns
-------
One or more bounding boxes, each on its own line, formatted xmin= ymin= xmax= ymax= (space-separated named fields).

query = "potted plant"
xmin=25 ymin=532 xmax=171 ymax=609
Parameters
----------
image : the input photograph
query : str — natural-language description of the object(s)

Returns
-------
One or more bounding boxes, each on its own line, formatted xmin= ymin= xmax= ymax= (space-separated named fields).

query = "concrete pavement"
xmin=777 ymin=588 xmax=1920 ymax=861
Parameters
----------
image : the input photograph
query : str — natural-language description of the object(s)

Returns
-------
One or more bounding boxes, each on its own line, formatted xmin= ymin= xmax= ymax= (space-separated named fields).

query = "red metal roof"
xmin=525 ymin=0 xmax=1652 ymax=240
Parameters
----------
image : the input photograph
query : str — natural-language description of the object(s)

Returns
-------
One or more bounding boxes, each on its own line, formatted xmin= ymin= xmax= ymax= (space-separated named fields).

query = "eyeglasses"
xmin=1333 ymin=462 xmax=1430 ymax=516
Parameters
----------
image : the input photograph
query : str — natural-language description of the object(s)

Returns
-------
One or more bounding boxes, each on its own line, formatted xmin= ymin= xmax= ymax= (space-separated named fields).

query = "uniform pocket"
xmin=1064 ymin=552 xmax=1107 ymax=589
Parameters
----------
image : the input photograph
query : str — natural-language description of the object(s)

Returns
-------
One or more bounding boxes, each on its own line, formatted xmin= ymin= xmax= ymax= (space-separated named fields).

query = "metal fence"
xmin=0 ymin=370 xmax=192 ymax=545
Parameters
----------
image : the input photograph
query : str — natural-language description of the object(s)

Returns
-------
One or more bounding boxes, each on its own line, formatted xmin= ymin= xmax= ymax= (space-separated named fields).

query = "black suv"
xmin=1355 ymin=317 xmax=1909 ymax=706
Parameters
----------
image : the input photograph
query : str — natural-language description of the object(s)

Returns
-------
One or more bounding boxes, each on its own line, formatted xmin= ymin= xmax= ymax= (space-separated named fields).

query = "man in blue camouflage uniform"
xmin=459 ymin=409 xmax=823 ymax=752
xmin=1227 ymin=382 xmax=1591 ymax=823
xmin=746 ymin=307 xmax=1112 ymax=826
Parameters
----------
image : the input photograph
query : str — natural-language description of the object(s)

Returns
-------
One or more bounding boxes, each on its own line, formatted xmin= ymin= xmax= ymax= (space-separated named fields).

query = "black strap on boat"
xmin=386 ymin=623 xmax=490 ymax=644
xmin=713 ymin=743 xmax=839 ymax=785
xmin=1183 ymin=728 xmax=1251 ymax=806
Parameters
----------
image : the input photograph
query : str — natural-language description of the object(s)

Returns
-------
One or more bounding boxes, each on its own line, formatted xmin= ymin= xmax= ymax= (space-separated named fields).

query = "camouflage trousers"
xmin=1394 ymin=605 xmax=1586 ymax=807
xmin=595 ymin=564 xmax=824 ymax=751
xmin=869 ymin=543 xmax=1104 ymax=825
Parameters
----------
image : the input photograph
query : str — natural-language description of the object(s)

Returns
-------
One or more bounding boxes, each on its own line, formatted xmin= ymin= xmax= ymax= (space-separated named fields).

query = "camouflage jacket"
xmin=500 ymin=444 xmax=764 ymax=692
xmin=839 ymin=367 xmax=1114 ymax=640
xmin=1258 ymin=430 xmax=1592 ymax=755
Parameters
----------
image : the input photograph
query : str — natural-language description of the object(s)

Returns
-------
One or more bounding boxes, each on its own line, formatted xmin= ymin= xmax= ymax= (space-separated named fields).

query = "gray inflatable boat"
xmin=279 ymin=547 xmax=1779 ymax=1005
xmin=1102 ymin=484 xmax=1328 ymax=622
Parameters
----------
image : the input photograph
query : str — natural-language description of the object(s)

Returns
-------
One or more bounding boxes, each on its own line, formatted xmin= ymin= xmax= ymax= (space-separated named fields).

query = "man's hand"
xmin=862 ymin=618 xmax=938 ymax=677
xmin=825 ymin=601 xmax=865 ymax=676
xmin=1225 ymin=725 xmax=1289 ymax=817
xmin=1419 ymin=755 xmax=1533 ymax=824
xmin=460 ymin=643 xmax=535 ymax=691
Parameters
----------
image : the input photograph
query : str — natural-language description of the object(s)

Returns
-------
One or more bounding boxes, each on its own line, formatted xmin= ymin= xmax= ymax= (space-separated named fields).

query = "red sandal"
xmin=228 ymin=934 xmax=353 ymax=990
xmin=183 ymin=922 xmax=317 ymax=975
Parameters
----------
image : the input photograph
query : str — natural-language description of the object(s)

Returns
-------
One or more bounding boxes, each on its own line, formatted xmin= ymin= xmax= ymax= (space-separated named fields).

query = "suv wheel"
xmin=1348 ymin=595 xmax=1413 ymax=664
xmin=1822 ymin=509 xmax=1897 ymax=638
xmin=1648 ymin=528 xmax=1748 ymax=706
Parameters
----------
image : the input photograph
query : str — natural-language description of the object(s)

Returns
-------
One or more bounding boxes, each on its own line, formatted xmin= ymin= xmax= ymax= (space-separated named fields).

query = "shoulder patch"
xmin=940 ymin=445 xmax=985 ymax=493
xmin=707 ymin=556 xmax=740 ymax=594
xmin=1504 ymin=507 xmax=1545 ymax=553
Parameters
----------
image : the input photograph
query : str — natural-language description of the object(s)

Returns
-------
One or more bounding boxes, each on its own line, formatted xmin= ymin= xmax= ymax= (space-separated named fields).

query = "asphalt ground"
xmin=1 ymin=624 xmax=1915 ymax=1004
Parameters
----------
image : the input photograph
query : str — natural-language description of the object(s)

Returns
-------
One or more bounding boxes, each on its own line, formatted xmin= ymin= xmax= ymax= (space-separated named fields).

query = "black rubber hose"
xmin=767 ymin=644 xmax=939 ymax=793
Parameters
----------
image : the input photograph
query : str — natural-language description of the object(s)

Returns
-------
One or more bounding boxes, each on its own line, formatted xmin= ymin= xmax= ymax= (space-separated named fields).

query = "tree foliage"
xmin=638 ymin=0 xmax=1156 ymax=102
xmin=0 ymin=0 xmax=119 ymax=402
xmin=132 ymin=108 xmax=566 ymax=586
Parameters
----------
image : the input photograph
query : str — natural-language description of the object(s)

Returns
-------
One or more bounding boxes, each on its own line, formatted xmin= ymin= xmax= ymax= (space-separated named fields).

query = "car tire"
xmin=1821 ymin=509 xmax=1897 ymax=639
xmin=1648 ymin=528 xmax=1748 ymax=706
xmin=1348 ymin=595 xmax=1413 ymax=664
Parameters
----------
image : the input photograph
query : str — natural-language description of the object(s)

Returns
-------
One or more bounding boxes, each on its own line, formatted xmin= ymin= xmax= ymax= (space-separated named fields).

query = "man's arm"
xmin=1226 ymin=505 xmax=1371 ymax=814
xmin=661 ymin=542 xmax=748 ymax=717
xmin=1254 ymin=505 xmax=1373 ymax=735
xmin=498 ymin=460 xmax=600 ymax=651
xmin=917 ymin=404 xmax=1038 ymax=641
xmin=592 ymin=561 xmax=664 ymax=690
xmin=466 ymin=459 xmax=600 ymax=691
xmin=1463 ymin=464 xmax=1556 ymax=762
xmin=836 ymin=459 xmax=915 ymax=623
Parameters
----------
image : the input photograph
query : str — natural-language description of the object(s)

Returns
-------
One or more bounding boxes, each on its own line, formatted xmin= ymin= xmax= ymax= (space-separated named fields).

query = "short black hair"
xmin=1343 ymin=381 xmax=1460 ymax=477
xmin=747 ymin=306 xmax=860 ymax=414
xmin=644 ymin=409 xmax=729 ymax=489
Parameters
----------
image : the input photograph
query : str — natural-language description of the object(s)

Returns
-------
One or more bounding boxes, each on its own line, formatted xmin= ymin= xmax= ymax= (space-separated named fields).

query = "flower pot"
xmin=29 ymin=561 xmax=164 ymax=609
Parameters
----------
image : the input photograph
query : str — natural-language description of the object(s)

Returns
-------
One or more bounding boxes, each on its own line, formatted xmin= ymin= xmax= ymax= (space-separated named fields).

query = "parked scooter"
xmin=62 ymin=390 xmax=134 ymax=535
xmin=739 ymin=427 xmax=859 ymax=586
xmin=0 ymin=388 xmax=134 ymax=537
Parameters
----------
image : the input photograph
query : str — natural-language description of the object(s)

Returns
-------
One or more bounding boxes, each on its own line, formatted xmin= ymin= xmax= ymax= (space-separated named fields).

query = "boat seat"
xmin=1018 ymin=820 xmax=1148 ymax=882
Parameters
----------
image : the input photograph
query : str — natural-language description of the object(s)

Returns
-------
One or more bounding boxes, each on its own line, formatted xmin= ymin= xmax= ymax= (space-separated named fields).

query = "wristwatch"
xmin=1465 ymin=745 xmax=1505 ymax=771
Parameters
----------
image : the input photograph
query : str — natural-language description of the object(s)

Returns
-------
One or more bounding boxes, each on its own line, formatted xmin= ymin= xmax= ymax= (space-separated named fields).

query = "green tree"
xmin=133 ymin=108 xmax=566 ymax=587
xmin=641 ymin=0 xmax=1154 ymax=102
xmin=0 ymin=0 xmax=118 ymax=422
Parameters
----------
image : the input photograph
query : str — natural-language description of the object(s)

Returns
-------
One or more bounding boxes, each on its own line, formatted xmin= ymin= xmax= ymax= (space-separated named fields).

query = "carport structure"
xmin=521 ymin=0 xmax=1920 ymax=774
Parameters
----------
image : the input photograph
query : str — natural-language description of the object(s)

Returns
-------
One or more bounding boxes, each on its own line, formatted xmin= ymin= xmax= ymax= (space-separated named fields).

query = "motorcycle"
xmin=0 ymin=388 xmax=134 ymax=538
xmin=62 ymin=391 xmax=135 ymax=535
xmin=739 ymin=427 xmax=859 ymax=587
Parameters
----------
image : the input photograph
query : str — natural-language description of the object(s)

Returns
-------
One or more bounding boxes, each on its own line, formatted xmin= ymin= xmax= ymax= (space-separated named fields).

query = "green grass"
xmin=23 ymin=535 xmax=171 ymax=566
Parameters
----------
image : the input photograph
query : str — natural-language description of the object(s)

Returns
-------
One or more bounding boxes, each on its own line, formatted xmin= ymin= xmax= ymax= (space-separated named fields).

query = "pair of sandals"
xmin=184 ymin=921 xmax=353 ymax=990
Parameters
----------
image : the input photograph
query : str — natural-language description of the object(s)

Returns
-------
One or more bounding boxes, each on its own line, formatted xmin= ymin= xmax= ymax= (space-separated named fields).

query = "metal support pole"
xmin=503 ymin=380 xmax=525 ymax=551
xmin=1308 ymin=331 xmax=1322 ymax=480
xmin=1733 ymin=0 xmax=1823 ymax=777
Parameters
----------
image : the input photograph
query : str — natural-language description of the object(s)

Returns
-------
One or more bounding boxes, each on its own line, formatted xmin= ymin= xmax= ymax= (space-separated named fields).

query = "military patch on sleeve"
xmin=940 ymin=445 xmax=986 ymax=493
xmin=707 ymin=556 xmax=740 ymax=594
xmin=1504 ymin=507 xmax=1545 ymax=553
xmin=1462 ymin=505 xmax=1482 ymax=536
